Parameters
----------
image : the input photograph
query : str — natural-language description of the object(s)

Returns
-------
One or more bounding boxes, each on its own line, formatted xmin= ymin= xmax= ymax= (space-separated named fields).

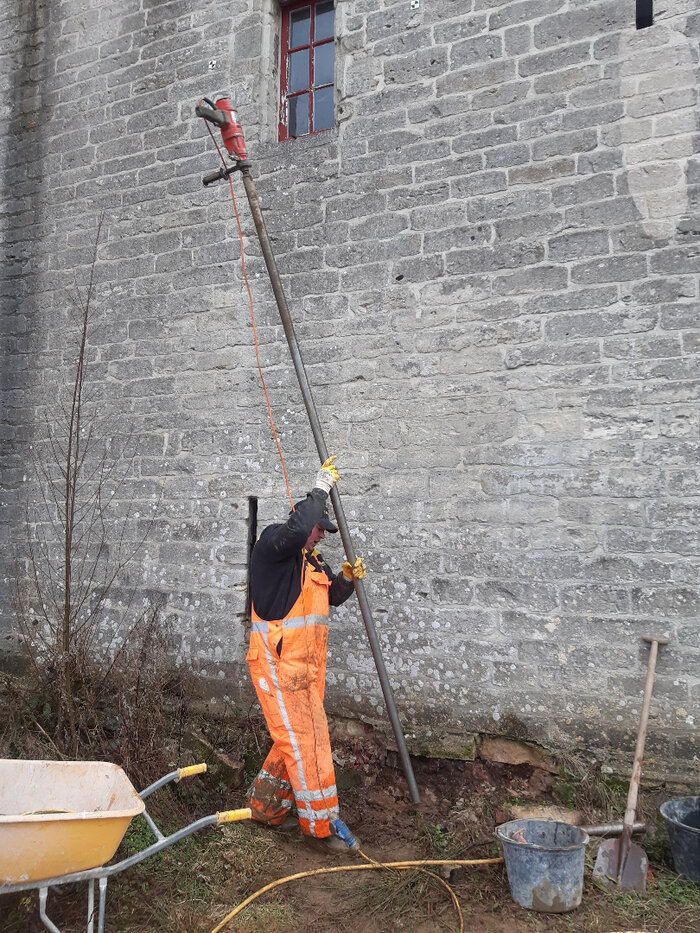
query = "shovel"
xmin=593 ymin=634 xmax=668 ymax=892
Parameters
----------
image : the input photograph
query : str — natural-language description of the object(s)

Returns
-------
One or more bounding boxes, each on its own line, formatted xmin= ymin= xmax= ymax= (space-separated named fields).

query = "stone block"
xmin=509 ymin=158 xmax=575 ymax=185
xmin=509 ymin=804 xmax=583 ymax=825
xmin=187 ymin=730 xmax=244 ymax=789
xmin=547 ymin=231 xmax=610 ymax=262
xmin=518 ymin=41 xmax=591 ymax=77
xmin=479 ymin=736 xmax=558 ymax=772
xmin=571 ymin=255 xmax=648 ymax=285
xmin=385 ymin=46 xmax=449 ymax=84
xmin=486 ymin=143 xmax=531 ymax=170
xmin=386 ymin=726 xmax=478 ymax=762
xmin=490 ymin=0 xmax=565 ymax=32
xmin=451 ymin=34 xmax=503 ymax=69
xmin=467 ymin=188 xmax=552 ymax=223
xmin=534 ymin=3 xmax=628 ymax=50
xmin=437 ymin=59 xmax=515 ymax=95
xmin=533 ymin=129 xmax=598 ymax=161
xmin=493 ymin=264 xmax=568 ymax=296
xmin=504 ymin=24 xmax=533 ymax=57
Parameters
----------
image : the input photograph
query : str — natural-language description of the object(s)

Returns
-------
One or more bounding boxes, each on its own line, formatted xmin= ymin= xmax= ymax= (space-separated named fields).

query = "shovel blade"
xmin=593 ymin=838 xmax=648 ymax=892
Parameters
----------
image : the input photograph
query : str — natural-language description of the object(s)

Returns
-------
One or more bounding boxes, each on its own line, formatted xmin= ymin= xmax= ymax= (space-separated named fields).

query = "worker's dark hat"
xmin=290 ymin=501 xmax=338 ymax=533
xmin=319 ymin=506 xmax=338 ymax=533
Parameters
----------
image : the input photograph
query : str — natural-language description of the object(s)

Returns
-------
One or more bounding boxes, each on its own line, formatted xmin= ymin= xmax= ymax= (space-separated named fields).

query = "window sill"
xmin=254 ymin=126 xmax=339 ymax=162
xmin=278 ymin=125 xmax=339 ymax=147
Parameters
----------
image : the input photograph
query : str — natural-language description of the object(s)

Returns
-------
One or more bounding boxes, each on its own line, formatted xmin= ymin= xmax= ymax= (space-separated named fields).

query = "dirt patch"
xmin=2 ymin=731 xmax=698 ymax=932
xmin=204 ymin=745 xmax=698 ymax=933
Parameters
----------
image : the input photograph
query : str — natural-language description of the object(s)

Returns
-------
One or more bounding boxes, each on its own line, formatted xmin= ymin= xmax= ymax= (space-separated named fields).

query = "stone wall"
xmin=1 ymin=0 xmax=698 ymax=780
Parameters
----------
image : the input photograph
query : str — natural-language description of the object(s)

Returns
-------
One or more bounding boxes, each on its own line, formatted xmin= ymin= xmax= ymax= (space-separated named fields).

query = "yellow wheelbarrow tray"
xmin=0 ymin=758 xmax=251 ymax=933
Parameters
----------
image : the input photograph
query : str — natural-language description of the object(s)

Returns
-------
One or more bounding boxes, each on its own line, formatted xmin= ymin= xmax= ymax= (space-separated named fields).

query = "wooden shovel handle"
xmin=618 ymin=636 xmax=668 ymax=876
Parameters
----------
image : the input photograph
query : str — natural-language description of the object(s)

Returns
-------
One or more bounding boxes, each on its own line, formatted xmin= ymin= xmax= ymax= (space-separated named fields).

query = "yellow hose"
xmin=210 ymin=855 xmax=503 ymax=933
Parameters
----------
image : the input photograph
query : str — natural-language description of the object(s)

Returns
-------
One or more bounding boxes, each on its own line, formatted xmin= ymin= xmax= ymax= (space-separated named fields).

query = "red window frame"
xmin=279 ymin=0 xmax=335 ymax=141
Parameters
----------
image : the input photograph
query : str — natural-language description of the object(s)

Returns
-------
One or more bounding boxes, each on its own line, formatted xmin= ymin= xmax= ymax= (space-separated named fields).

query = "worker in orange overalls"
xmin=246 ymin=456 xmax=365 ymax=852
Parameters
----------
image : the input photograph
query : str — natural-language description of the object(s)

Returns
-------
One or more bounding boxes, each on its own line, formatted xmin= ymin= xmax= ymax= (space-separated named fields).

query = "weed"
xmin=345 ymin=868 xmax=454 ymax=930
xmin=654 ymin=875 xmax=700 ymax=907
xmin=433 ymin=824 xmax=448 ymax=852
xmin=105 ymin=817 xmax=270 ymax=931
xmin=553 ymin=754 xmax=630 ymax=821
xmin=218 ymin=823 xmax=287 ymax=892
xmin=228 ymin=901 xmax=297 ymax=932
xmin=418 ymin=822 xmax=453 ymax=856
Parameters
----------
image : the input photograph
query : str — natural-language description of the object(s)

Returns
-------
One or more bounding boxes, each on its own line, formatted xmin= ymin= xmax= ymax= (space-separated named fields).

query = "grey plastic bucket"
xmin=496 ymin=819 xmax=589 ymax=913
xmin=660 ymin=796 xmax=700 ymax=886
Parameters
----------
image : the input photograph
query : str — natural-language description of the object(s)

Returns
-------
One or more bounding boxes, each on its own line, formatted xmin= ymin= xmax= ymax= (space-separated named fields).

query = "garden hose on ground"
xmin=209 ymin=852 xmax=504 ymax=933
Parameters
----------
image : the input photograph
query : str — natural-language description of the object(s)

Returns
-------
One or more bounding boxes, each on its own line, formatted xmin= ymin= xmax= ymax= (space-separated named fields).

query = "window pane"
xmin=289 ymin=6 xmax=310 ymax=47
xmin=313 ymin=85 xmax=334 ymax=132
xmin=288 ymin=48 xmax=309 ymax=93
xmin=315 ymin=1 xmax=334 ymax=42
xmin=289 ymin=93 xmax=309 ymax=137
xmin=313 ymin=42 xmax=333 ymax=87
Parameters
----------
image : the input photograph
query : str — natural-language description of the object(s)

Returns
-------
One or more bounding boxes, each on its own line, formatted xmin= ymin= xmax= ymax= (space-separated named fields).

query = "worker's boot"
xmin=321 ymin=833 xmax=358 ymax=852
xmin=274 ymin=815 xmax=300 ymax=835
xmin=252 ymin=814 xmax=299 ymax=835
xmin=306 ymin=822 xmax=361 ymax=854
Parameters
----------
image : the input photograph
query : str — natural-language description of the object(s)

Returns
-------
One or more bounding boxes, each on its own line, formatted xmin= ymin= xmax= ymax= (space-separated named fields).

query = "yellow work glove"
xmin=314 ymin=455 xmax=339 ymax=494
xmin=342 ymin=557 xmax=366 ymax=581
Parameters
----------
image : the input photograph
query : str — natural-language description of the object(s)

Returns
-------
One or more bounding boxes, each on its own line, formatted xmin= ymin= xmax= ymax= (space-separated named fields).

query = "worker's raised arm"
xmin=255 ymin=457 xmax=340 ymax=561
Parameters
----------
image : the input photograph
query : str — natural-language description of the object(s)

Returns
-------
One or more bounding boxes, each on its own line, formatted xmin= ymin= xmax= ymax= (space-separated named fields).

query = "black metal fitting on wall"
xmin=636 ymin=0 xmax=653 ymax=29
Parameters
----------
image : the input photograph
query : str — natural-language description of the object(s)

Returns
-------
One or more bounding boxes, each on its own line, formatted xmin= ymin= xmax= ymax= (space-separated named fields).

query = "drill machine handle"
xmin=195 ymin=103 xmax=229 ymax=128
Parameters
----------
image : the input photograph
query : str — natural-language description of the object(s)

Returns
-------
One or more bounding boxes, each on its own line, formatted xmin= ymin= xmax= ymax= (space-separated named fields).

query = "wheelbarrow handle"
xmin=140 ymin=763 xmax=208 ymax=799
xmin=217 ymin=808 xmax=252 ymax=824
xmin=176 ymin=763 xmax=208 ymax=781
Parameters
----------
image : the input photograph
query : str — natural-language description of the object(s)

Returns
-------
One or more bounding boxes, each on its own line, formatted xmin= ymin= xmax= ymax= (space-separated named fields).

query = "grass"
xmin=340 ymin=818 xmax=502 ymax=931
xmin=2 ymin=706 xmax=697 ymax=933
xmin=344 ymin=864 xmax=459 ymax=931
xmin=3 ymin=808 xmax=698 ymax=933
xmin=607 ymin=872 xmax=700 ymax=917
xmin=105 ymin=818 xmax=296 ymax=932
xmin=219 ymin=901 xmax=297 ymax=932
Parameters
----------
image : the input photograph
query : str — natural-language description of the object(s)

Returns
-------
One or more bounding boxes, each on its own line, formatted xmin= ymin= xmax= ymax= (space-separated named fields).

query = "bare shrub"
xmin=5 ymin=216 xmax=188 ymax=780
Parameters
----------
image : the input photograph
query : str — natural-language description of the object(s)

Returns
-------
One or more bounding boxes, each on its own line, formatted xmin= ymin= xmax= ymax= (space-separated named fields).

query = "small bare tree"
xmin=12 ymin=216 xmax=164 ymax=761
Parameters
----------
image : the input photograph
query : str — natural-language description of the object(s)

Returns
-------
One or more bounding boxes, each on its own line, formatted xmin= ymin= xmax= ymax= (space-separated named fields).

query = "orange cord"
xmin=201 ymin=110 xmax=295 ymax=511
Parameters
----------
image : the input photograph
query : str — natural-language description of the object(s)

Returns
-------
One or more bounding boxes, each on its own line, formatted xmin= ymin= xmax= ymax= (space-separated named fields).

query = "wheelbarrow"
xmin=0 ymin=758 xmax=251 ymax=932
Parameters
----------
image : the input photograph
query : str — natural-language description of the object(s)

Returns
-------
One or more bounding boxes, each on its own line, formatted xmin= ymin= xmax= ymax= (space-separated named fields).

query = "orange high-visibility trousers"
xmin=246 ymin=559 xmax=339 ymax=838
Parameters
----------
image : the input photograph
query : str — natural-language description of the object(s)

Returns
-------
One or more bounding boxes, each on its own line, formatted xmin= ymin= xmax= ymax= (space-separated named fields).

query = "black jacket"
xmin=251 ymin=489 xmax=354 ymax=622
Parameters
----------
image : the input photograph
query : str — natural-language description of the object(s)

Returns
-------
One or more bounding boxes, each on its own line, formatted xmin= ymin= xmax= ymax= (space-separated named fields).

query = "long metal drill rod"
xmin=240 ymin=167 xmax=420 ymax=804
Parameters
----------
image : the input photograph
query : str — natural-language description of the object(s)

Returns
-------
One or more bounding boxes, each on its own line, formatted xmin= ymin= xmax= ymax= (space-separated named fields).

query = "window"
xmin=279 ymin=0 xmax=335 ymax=141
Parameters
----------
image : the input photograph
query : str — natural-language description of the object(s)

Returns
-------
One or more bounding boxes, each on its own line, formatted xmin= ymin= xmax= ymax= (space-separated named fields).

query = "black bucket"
xmin=660 ymin=796 xmax=700 ymax=886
